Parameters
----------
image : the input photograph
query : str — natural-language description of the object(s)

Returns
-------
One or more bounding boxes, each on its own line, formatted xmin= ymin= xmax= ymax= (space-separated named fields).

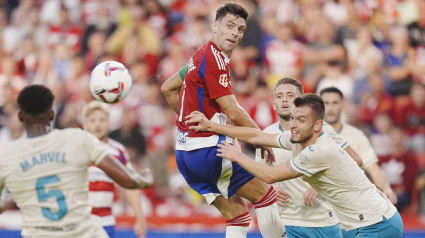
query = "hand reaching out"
xmin=303 ymin=187 xmax=319 ymax=207
xmin=276 ymin=187 xmax=290 ymax=207
xmin=217 ymin=139 xmax=243 ymax=162
xmin=185 ymin=111 xmax=212 ymax=131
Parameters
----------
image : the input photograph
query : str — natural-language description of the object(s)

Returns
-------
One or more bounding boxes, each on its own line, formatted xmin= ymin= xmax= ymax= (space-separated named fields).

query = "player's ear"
xmin=314 ymin=120 xmax=323 ymax=133
xmin=50 ymin=110 xmax=55 ymax=121
xmin=211 ymin=20 xmax=218 ymax=33
xmin=18 ymin=111 xmax=24 ymax=122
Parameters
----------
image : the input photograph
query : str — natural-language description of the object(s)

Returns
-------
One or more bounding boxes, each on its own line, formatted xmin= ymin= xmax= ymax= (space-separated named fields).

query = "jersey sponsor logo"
xmin=177 ymin=129 xmax=189 ymax=144
xmin=187 ymin=58 xmax=196 ymax=74
xmin=211 ymin=46 xmax=225 ymax=70
xmin=219 ymin=74 xmax=229 ymax=87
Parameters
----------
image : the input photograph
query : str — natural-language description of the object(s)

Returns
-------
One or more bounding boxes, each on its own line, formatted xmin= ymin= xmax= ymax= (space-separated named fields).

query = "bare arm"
xmin=97 ymin=155 xmax=153 ymax=189
xmin=215 ymin=95 xmax=259 ymax=129
xmin=366 ymin=163 xmax=397 ymax=204
xmin=344 ymin=145 xmax=363 ymax=167
xmin=217 ymin=139 xmax=302 ymax=184
xmin=186 ymin=111 xmax=279 ymax=147
xmin=124 ymin=189 xmax=146 ymax=237
xmin=161 ymin=71 xmax=183 ymax=114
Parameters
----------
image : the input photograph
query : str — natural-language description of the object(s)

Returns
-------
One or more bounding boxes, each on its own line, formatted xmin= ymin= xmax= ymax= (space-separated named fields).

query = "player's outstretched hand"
xmin=185 ymin=111 xmax=211 ymax=131
xmin=259 ymin=145 xmax=276 ymax=165
xmin=138 ymin=168 xmax=154 ymax=189
xmin=217 ymin=139 xmax=242 ymax=162
xmin=303 ymin=187 xmax=319 ymax=207
xmin=276 ymin=187 xmax=290 ymax=207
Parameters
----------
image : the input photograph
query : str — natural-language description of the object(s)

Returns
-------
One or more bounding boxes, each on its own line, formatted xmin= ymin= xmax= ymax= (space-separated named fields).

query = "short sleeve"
xmin=81 ymin=131 xmax=110 ymax=165
xmin=290 ymin=146 xmax=330 ymax=177
xmin=203 ymin=48 xmax=234 ymax=99
xmin=357 ymin=133 xmax=378 ymax=168
xmin=323 ymin=123 xmax=349 ymax=149
xmin=276 ymin=132 xmax=292 ymax=150
xmin=179 ymin=65 xmax=188 ymax=80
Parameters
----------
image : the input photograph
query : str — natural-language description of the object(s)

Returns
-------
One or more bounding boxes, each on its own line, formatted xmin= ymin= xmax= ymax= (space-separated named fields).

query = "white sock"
xmin=225 ymin=212 xmax=250 ymax=238
xmin=253 ymin=186 xmax=287 ymax=238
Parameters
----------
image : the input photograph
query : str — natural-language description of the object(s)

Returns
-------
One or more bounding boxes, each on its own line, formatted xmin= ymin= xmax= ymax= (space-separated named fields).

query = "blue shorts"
xmin=286 ymin=224 xmax=342 ymax=238
xmin=342 ymin=212 xmax=403 ymax=238
xmin=176 ymin=139 xmax=255 ymax=204
xmin=103 ymin=225 xmax=115 ymax=238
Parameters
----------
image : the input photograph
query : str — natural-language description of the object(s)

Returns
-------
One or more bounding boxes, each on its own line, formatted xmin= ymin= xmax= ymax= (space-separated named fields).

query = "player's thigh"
xmin=235 ymin=176 xmax=271 ymax=202
xmin=212 ymin=195 xmax=249 ymax=220
xmin=357 ymin=213 xmax=403 ymax=238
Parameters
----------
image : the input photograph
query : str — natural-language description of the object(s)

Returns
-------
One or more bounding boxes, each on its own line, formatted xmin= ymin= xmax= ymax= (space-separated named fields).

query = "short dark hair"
xmin=215 ymin=3 xmax=248 ymax=22
xmin=319 ymin=87 xmax=344 ymax=99
xmin=293 ymin=94 xmax=325 ymax=121
xmin=18 ymin=85 xmax=54 ymax=115
xmin=274 ymin=77 xmax=304 ymax=94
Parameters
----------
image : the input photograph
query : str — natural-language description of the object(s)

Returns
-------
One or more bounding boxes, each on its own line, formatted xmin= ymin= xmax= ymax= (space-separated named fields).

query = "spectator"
xmin=379 ymin=126 xmax=418 ymax=212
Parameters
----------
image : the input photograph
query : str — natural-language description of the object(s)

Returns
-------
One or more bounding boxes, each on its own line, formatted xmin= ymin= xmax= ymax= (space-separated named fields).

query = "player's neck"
xmin=25 ymin=123 xmax=51 ymax=137
xmin=300 ymin=132 xmax=321 ymax=150
xmin=328 ymin=120 xmax=342 ymax=133
xmin=278 ymin=118 xmax=290 ymax=131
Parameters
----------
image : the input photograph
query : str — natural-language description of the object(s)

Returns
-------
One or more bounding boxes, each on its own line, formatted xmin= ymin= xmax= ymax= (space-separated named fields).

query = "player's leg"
xmin=175 ymin=148 xmax=250 ymax=237
xmin=235 ymin=176 xmax=286 ymax=238
xmin=356 ymin=212 xmax=403 ymax=238
xmin=212 ymin=195 xmax=251 ymax=238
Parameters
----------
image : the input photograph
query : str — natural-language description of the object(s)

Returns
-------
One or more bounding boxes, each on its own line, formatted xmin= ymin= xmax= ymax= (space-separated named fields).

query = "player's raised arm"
xmin=185 ymin=111 xmax=280 ymax=147
xmin=97 ymin=155 xmax=153 ymax=189
xmin=161 ymin=65 xmax=186 ymax=114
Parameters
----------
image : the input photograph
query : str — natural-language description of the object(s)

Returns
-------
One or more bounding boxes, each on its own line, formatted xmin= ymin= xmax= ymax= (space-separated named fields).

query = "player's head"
xmin=17 ymin=85 xmax=55 ymax=124
xmin=273 ymin=77 xmax=304 ymax=120
xmin=289 ymin=94 xmax=324 ymax=144
xmin=212 ymin=3 xmax=248 ymax=54
xmin=82 ymin=101 xmax=110 ymax=141
xmin=319 ymin=87 xmax=344 ymax=125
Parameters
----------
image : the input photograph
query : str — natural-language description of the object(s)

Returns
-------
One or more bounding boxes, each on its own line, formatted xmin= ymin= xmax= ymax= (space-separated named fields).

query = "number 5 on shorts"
xmin=36 ymin=175 xmax=68 ymax=220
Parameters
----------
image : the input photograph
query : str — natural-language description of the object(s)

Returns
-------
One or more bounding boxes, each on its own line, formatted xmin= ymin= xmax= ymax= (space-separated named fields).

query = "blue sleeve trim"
xmin=291 ymin=160 xmax=313 ymax=176
xmin=341 ymin=141 xmax=348 ymax=148
xmin=278 ymin=134 xmax=285 ymax=149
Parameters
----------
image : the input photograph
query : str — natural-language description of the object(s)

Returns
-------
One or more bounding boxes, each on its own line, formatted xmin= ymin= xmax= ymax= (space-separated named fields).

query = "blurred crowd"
xmin=1 ymin=0 xmax=425 ymax=223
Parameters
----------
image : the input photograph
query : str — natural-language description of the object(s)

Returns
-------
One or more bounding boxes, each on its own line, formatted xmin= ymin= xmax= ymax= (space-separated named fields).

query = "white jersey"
xmin=88 ymin=138 xmax=130 ymax=226
xmin=339 ymin=123 xmax=378 ymax=169
xmin=255 ymin=122 xmax=339 ymax=227
xmin=0 ymin=128 xmax=109 ymax=238
xmin=276 ymin=132 xmax=397 ymax=230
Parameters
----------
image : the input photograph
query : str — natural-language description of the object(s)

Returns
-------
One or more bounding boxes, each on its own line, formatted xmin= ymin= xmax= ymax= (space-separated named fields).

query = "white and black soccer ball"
xmin=90 ymin=61 xmax=132 ymax=104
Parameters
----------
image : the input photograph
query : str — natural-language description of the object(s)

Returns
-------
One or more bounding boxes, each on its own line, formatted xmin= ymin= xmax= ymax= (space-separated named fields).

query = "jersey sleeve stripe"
xmin=197 ymin=86 xmax=205 ymax=112
xmin=211 ymin=46 xmax=225 ymax=70
xmin=340 ymin=141 xmax=348 ymax=148
xmin=291 ymin=159 xmax=313 ymax=177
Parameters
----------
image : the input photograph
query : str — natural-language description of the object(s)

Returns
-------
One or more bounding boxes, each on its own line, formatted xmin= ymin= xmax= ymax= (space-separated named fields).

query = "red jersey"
xmin=88 ymin=138 xmax=129 ymax=226
xmin=176 ymin=41 xmax=234 ymax=151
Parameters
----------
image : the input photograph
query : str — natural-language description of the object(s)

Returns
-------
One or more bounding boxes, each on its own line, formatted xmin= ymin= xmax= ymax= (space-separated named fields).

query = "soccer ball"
xmin=90 ymin=61 xmax=132 ymax=104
